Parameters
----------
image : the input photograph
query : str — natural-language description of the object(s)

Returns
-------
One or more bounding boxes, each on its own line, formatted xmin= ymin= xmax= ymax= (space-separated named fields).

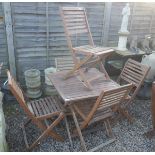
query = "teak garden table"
xmin=48 ymin=68 xmax=120 ymax=151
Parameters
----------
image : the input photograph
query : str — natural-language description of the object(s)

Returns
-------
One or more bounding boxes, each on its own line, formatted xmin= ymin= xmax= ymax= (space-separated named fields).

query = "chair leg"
xmin=64 ymin=116 xmax=73 ymax=147
xmin=32 ymin=118 xmax=63 ymax=142
xmin=70 ymin=106 xmax=87 ymax=152
xmin=88 ymin=138 xmax=116 ymax=152
xmin=99 ymin=61 xmax=110 ymax=80
xmin=118 ymin=107 xmax=134 ymax=123
xmin=28 ymin=113 xmax=65 ymax=151
xmin=104 ymin=119 xmax=114 ymax=138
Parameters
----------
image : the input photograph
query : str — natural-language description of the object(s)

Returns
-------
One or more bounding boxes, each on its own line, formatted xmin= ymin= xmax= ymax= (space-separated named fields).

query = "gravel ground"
xmin=3 ymin=98 xmax=155 ymax=152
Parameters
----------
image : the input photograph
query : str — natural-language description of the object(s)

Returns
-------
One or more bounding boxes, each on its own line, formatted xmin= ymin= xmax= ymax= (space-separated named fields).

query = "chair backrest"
xmin=7 ymin=70 xmax=33 ymax=117
xmin=118 ymin=59 xmax=150 ymax=87
xmin=80 ymin=84 xmax=133 ymax=129
xmin=55 ymin=56 xmax=75 ymax=71
xmin=55 ymin=56 xmax=81 ymax=71
xmin=117 ymin=59 xmax=150 ymax=101
xmin=60 ymin=7 xmax=94 ymax=49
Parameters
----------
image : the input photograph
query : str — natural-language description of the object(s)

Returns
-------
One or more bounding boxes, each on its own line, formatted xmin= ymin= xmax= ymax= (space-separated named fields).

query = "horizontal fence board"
xmin=0 ymin=2 xmax=155 ymax=85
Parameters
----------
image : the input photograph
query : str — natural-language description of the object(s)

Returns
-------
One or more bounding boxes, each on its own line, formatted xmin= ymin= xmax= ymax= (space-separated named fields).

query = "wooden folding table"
xmin=48 ymin=68 xmax=120 ymax=151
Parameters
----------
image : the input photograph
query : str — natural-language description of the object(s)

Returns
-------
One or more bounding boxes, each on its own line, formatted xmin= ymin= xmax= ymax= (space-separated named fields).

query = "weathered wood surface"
xmin=48 ymin=68 xmax=120 ymax=105
xmin=3 ymin=3 xmax=16 ymax=79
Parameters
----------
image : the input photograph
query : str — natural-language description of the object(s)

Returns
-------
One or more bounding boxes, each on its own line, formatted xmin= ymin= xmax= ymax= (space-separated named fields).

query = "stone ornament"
xmin=138 ymin=35 xmax=152 ymax=54
xmin=120 ymin=3 xmax=130 ymax=33
xmin=129 ymin=35 xmax=139 ymax=53
xmin=117 ymin=3 xmax=130 ymax=51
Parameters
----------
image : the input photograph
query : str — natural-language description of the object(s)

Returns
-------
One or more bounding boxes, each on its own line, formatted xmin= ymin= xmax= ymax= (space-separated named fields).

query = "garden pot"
xmin=24 ymin=69 xmax=42 ymax=98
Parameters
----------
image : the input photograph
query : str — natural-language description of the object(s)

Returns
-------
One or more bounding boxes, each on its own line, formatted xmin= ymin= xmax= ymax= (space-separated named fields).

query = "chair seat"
xmin=27 ymin=96 xmax=64 ymax=117
xmin=73 ymin=45 xmax=114 ymax=56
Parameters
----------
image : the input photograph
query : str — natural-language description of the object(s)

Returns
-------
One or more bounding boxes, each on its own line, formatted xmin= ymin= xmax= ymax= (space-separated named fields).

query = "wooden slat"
xmin=64 ymin=14 xmax=85 ymax=19
xmin=51 ymin=96 xmax=62 ymax=111
xmin=44 ymin=97 xmax=54 ymax=113
xmin=65 ymin=22 xmax=86 ymax=27
xmin=68 ymin=29 xmax=88 ymax=35
xmin=53 ymin=96 xmax=63 ymax=110
xmin=91 ymin=109 xmax=112 ymax=124
xmin=55 ymin=56 xmax=75 ymax=71
xmin=123 ymin=68 xmax=143 ymax=79
xmin=63 ymin=10 xmax=84 ymax=13
xmin=62 ymin=7 xmax=85 ymax=11
xmin=125 ymin=65 xmax=146 ymax=74
xmin=121 ymin=71 xmax=141 ymax=83
xmin=35 ymin=100 xmax=44 ymax=116
xmin=67 ymin=25 xmax=87 ymax=31
xmin=47 ymin=97 xmax=58 ymax=112
xmin=73 ymin=45 xmax=114 ymax=55
xmin=39 ymin=99 xmax=50 ymax=114
xmin=122 ymin=71 xmax=143 ymax=84
xmin=65 ymin=18 xmax=85 ymax=23
xmin=126 ymin=61 xmax=147 ymax=72
xmin=31 ymin=101 xmax=39 ymax=116
xmin=121 ymin=74 xmax=139 ymax=86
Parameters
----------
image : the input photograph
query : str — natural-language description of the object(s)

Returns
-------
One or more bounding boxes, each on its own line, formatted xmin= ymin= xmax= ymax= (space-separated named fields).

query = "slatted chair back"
xmin=7 ymin=70 xmax=33 ymax=117
xmin=60 ymin=7 xmax=94 ymax=49
xmin=55 ymin=57 xmax=75 ymax=71
xmin=117 ymin=58 xmax=150 ymax=102
xmin=80 ymin=84 xmax=133 ymax=129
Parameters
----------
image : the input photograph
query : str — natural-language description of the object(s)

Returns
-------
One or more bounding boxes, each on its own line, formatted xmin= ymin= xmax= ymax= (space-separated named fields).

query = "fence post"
xmin=101 ymin=2 xmax=112 ymax=46
xmin=3 ymin=2 xmax=16 ymax=79
xmin=46 ymin=2 xmax=50 ymax=67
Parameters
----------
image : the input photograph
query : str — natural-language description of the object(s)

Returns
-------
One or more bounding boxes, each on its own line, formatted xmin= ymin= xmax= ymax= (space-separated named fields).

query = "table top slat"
xmin=48 ymin=68 xmax=120 ymax=105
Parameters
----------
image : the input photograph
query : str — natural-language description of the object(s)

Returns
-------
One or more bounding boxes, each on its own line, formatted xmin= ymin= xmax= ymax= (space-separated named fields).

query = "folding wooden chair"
xmin=116 ymin=58 xmax=150 ymax=121
xmin=7 ymin=70 xmax=72 ymax=151
xmin=70 ymin=84 xmax=133 ymax=151
xmin=60 ymin=7 xmax=114 ymax=89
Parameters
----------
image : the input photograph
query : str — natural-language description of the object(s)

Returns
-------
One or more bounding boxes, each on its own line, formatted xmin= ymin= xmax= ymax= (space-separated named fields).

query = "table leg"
xmin=70 ymin=105 xmax=87 ymax=151
xmin=99 ymin=61 xmax=110 ymax=80
xmin=64 ymin=116 xmax=73 ymax=147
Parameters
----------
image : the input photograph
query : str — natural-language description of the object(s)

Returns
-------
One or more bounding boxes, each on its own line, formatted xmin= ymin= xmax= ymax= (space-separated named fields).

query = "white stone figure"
xmin=117 ymin=3 xmax=130 ymax=51
xmin=120 ymin=3 xmax=130 ymax=32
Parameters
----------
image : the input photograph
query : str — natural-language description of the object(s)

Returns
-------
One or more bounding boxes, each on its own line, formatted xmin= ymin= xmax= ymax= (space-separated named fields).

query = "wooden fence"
xmin=0 ymin=2 xmax=155 ymax=85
